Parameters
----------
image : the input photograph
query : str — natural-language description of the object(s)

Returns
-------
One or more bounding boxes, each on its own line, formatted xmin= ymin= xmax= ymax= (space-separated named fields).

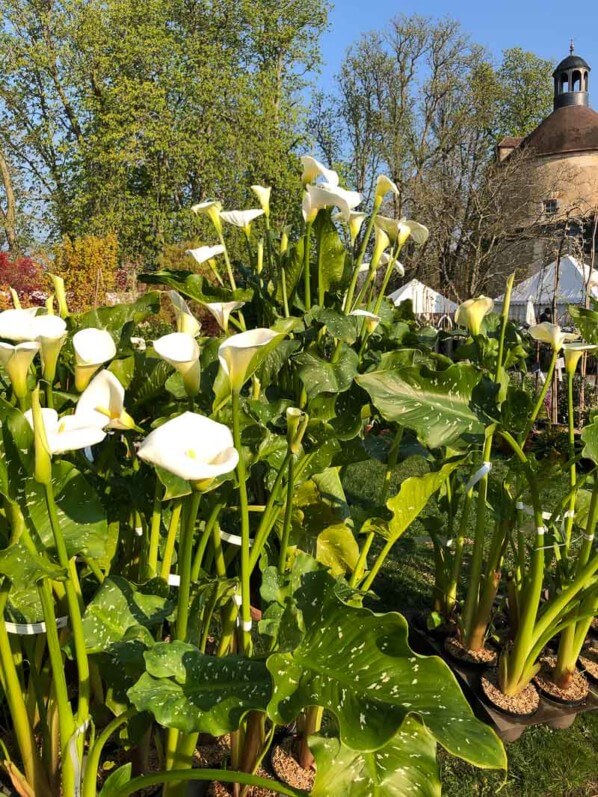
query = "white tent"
xmin=389 ymin=278 xmax=457 ymax=317
xmin=495 ymin=255 xmax=598 ymax=323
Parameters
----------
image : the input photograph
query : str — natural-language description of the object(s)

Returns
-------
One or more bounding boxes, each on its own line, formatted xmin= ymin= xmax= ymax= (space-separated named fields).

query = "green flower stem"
xmin=344 ymin=206 xmax=379 ymax=313
xmin=521 ymin=349 xmax=559 ymax=442
xmin=495 ymin=273 xmax=515 ymax=382
xmin=444 ymin=490 xmax=474 ymax=616
xmin=461 ymin=432 xmax=494 ymax=648
xmin=244 ymin=231 xmax=254 ymax=271
xmin=360 ymin=536 xmax=394 ymax=593
xmin=232 ymin=389 xmax=252 ymax=655
xmin=281 ymin=265 xmax=290 ymax=318
xmin=303 ymin=222 xmax=312 ymax=311
xmin=191 ymin=501 xmax=224 ymax=581
xmin=81 ymin=709 xmax=135 ymax=797
xmin=564 ymin=371 xmax=577 ymax=551
xmin=372 ymin=246 xmax=402 ymax=316
xmin=316 ymin=219 xmax=325 ymax=307
xmin=175 ymin=491 xmax=202 ymax=643
xmin=147 ymin=479 xmax=163 ymax=575
xmin=111 ymin=768 xmax=306 ymax=797
xmin=160 ymin=498 xmax=183 ymax=581
xmin=217 ymin=229 xmax=237 ymax=291
xmin=44 ymin=380 xmax=54 ymax=410
xmin=278 ymin=454 xmax=296 ymax=574
xmin=350 ymin=532 xmax=374 ymax=588
xmin=249 ymin=451 xmax=292 ymax=571
xmin=43 ymin=482 xmax=90 ymax=726
xmin=0 ymin=581 xmax=50 ymax=795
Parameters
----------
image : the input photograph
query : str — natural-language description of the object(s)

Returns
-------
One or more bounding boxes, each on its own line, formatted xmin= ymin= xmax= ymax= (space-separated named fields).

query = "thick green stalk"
xmin=147 ymin=479 xmax=163 ymax=575
xmin=111 ymin=769 xmax=305 ymax=797
xmin=444 ymin=490 xmax=474 ymax=616
xmin=495 ymin=273 xmax=515 ymax=381
xmin=191 ymin=501 xmax=224 ymax=581
xmin=521 ymin=349 xmax=558 ymax=442
xmin=82 ymin=709 xmax=134 ymax=797
xmin=232 ymin=390 xmax=252 ymax=654
xmin=278 ymin=455 xmax=296 ymax=574
xmin=217 ymin=229 xmax=237 ymax=291
xmin=160 ymin=499 xmax=183 ymax=581
xmin=175 ymin=491 xmax=202 ymax=643
xmin=343 ymin=207 xmax=379 ymax=312
xmin=372 ymin=246 xmax=401 ymax=316
xmin=303 ymin=222 xmax=312 ymax=311
xmin=316 ymin=219 xmax=325 ymax=307
xmin=248 ymin=451 xmax=292 ymax=571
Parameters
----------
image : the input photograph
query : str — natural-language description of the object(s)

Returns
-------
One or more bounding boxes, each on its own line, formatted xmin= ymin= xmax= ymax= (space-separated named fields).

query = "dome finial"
xmin=570 ymin=38 xmax=575 ymax=55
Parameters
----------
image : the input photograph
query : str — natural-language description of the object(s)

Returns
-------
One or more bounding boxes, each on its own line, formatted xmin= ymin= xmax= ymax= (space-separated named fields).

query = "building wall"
xmin=520 ymin=151 xmax=598 ymax=226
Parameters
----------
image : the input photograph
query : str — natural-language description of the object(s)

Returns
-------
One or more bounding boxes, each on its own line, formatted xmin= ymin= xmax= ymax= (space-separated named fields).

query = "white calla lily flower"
xmin=529 ymin=322 xmax=579 ymax=352
xmin=168 ymin=291 xmax=201 ymax=337
xmin=455 ymin=297 xmax=494 ymax=337
xmin=333 ymin=210 xmax=368 ymax=243
xmin=205 ymin=301 xmax=245 ymax=332
xmin=306 ymin=183 xmax=362 ymax=222
xmin=72 ymin=328 xmax=117 ymax=391
xmin=251 ymin=185 xmax=271 ymax=218
xmin=300 ymin=156 xmax=339 ymax=188
xmin=220 ymin=209 xmax=264 ymax=236
xmin=0 ymin=341 xmax=39 ymax=399
xmin=138 ymin=411 xmax=239 ymax=488
xmin=302 ymin=191 xmax=317 ymax=224
xmin=358 ymin=253 xmax=392 ymax=274
xmin=186 ymin=245 xmax=225 ymax=266
xmin=218 ymin=328 xmax=281 ymax=392
xmin=563 ymin=342 xmax=598 ymax=375
xmin=25 ymin=407 xmax=106 ymax=454
xmin=32 ymin=314 xmax=67 ymax=382
xmin=375 ymin=215 xmax=429 ymax=246
xmin=0 ymin=307 xmax=40 ymax=342
xmin=191 ymin=200 xmax=223 ymax=233
xmin=371 ymin=226 xmax=390 ymax=270
xmin=350 ymin=309 xmax=381 ymax=334
xmin=153 ymin=332 xmax=201 ymax=396
xmin=374 ymin=175 xmax=399 ymax=205
xmin=75 ymin=370 xmax=135 ymax=430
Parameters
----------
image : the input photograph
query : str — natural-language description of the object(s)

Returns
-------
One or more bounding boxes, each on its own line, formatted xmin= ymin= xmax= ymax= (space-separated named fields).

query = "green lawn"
xmin=342 ymin=455 xmax=598 ymax=797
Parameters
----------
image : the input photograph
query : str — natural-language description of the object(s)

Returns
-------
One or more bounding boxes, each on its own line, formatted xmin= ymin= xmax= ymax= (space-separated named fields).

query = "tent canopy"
xmin=389 ymin=278 xmax=457 ymax=316
xmin=495 ymin=255 xmax=598 ymax=322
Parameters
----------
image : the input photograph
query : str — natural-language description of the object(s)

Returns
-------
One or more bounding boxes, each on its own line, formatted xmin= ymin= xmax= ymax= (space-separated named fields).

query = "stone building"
xmin=496 ymin=46 xmax=598 ymax=276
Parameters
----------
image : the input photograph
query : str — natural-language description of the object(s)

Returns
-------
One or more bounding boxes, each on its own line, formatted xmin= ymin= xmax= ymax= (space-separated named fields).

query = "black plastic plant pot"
xmin=479 ymin=669 xmax=541 ymax=719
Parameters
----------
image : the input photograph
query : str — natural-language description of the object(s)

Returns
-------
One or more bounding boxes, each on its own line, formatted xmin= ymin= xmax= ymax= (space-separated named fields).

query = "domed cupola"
xmin=553 ymin=43 xmax=590 ymax=109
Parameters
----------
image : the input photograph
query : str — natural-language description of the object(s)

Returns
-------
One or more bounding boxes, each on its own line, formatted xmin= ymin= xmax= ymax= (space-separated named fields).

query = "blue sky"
xmin=318 ymin=0 xmax=598 ymax=94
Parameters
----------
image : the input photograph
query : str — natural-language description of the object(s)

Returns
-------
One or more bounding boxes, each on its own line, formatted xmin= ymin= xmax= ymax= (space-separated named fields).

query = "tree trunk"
xmin=0 ymin=148 xmax=18 ymax=254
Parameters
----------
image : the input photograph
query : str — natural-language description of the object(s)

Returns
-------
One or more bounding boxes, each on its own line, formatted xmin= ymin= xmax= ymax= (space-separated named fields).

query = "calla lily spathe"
xmin=153 ymin=332 xmax=201 ymax=396
xmin=333 ymin=210 xmax=368 ymax=243
xmin=374 ymin=175 xmax=400 ymax=204
xmin=0 ymin=307 xmax=40 ymax=342
xmin=0 ymin=341 xmax=39 ymax=399
xmin=32 ymin=314 xmax=67 ymax=382
xmin=251 ymin=185 xmax=271 ymax=218
xmin=529 ymin=322 xmax=578 ymax=352
xmin=48 ymin=273 xmax=69 ymax=317
xmin=220 ymin=209 xmax=264 ymax=235
xmin=563 ymin=342 xmax=598 ymax=375
xmin=218 ymin=328 xmax=280 ymax=392
xmin=72 ymin=328 xmax=117 ymax=391
xmin=75 ymin=370 xmax=135 ymax=430
xmin=137 ymin=411 xmax=239 ymax=488
xmin=186 ymin=245 xmax=225 ymax=266
xmin=374 ymin=215 xmax=429 ymax=247
xmin=191 ymin=200 xmax=223 ymax=233
xmin=300 ymin=156 xmax=339 ymax=187
xmin=455 ymin=297 xmax=494 ymax=337
xmin=168 ymin=291 xmax=200 ymax=337
xmin=350 ymin=309 xmax=381 ymax=334
xmin=371 ymin=226 xmax=390 ymax=269
xmin=25 ymin=407 xmax=107 ymax=455
xmin=304 ymin=184 xmax=362 ymax=223
xmin=205 ymin=301 xmax=245 ymax=333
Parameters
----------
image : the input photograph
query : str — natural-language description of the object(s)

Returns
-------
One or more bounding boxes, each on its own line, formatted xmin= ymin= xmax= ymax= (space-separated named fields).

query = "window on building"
xmin=543 ymin=199 xmax=558 ymax=216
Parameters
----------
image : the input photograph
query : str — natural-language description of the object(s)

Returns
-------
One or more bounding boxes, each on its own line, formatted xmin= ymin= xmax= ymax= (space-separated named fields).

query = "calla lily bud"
xmin=251 ymin=185 xmax=271 ymax=218
xmin=371 ymin=227 xmax=390 ymax=269
xmin=0 ymin=341 xmax=40 ymax=399
xmin=218 ymin=328 xmax=281 ymax=393
xmin=33 ymin=315 xmax=67 ymax=383
xmin=204 ymin=301 xmax=245 ymax=333
xmin=563 ymin=343 xmax=598 ymax=376
xmin=48 ymin=274 xmax=69 ymax=318
xmin=286 ymin=407 xmax=308 ymax=454
xmin=220 ymin=209 xmax=264 ymax=236
xmin=138 ymin=411 xmax=239 ymax=491
xmin=529 ymin=322 xmax=579 ymax=353
xmin=73 ymin=328 xmax=117 ymax=391
xmin=46 ymin=294 xmax=55 ymax=315
xmin=168 ymin=291 xmax=200 ymax=337
xmin=302 ymin=191 xmax=318 ymax=225
xmin=256 ymin=239 xmax=264 ymax=274
xmin=9 ymin=288 xmax=21 ymax=309
xmin=350 ymin=309 xmax=381 ymax=334
xmin=280 ymin=225 xmax=292 ymax=255
xmin=455 ymin=297 xmax=494 ymax=337
xmin=30 ymin=386 xmax=52 ymax=484
xmin=374 ymin=175 xmax=399 ymax=208
xmin=153 ymin=332 xmax=201 ymax=397
xmin=191 ymin=200 xmax=223 ymax=235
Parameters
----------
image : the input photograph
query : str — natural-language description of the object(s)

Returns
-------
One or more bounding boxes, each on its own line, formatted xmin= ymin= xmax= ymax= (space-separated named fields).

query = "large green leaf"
xmin=72 ymin=292 xmax=160 ymax=335
xmin=82 ymin=576 xmax=172 ymax=653
xmin=316 ymin=523 xmax=359 ymax=576
xmin=313 ymin=210 xmax=349 ymax=294
xmin=307 ymin=308 xmax=358 ymax=344
xmin=139 ymin=270 xmax=252 ymax=304
xmin=569 ymin=301 xmax=598 ymax=344
xmin=267 ymin=571 xmax=505 ymax=769
xmin=581 ymin=416 xmax=598 ymax=465
xmin=0 ymin=542 xmax=65 ymax=585
xmin=357 ymin=364 xmax=484 ymax=448
xmin=310 ymin=718 xmax=441 ymax=797
xmin=296 ymin=345 xmax=359 ymax=399
xmin=128 ymin=641 xmax=272 ymax=735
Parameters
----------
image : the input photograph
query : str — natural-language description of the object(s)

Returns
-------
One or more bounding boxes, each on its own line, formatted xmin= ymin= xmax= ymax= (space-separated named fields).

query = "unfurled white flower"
xmin=220 ymin=209 xmax=264 ymax=236
xmin=350 ymin=309 xmax=381 ymax=334
xmin=204 ymin=302 xmax=245 ymax=334
xmin=218 ymin=328 xmax=281 ymax=392
xmin=333 ymin=210 xmax=368 ymax=243
xmin=305 ymin=184 xmax=362 ymax=222
xmin=137 ymin=412 xmax=238 ymax=489
xmin=300 ymin=156 xmax=339 ymax=188
xmin=191 ymin=200 xmax=223 ymax=234
xmin=0 ymin=341 xmax=39 ymax=398
xmin=374 ymin=215 xmax=429 ymax=246
xmin=0 ymin=308 xmax=40 ymax=342
xmin=563 ymin=342 xmax=598 ymax=376
xmin=251 ymin=185 xmax=271 ymax=218
xmin=455 ymin=297 xmax=494 ymax=337
xmin=75 ymin=370 xmax=135 ymax=430
xmin=72 ymin=328 xmax=117 ymax=391
xmin=168 ymin=291 xmax=200 ymax=337
xmin=153 ymin=332 xmax=201 ymax=396
xmin=25 ymin=407 xmax=106 ymax=455
xmin=358 ymin=253 xmax=392 ymax=274
xmin=186 ymin=245 xmax=225 ymax=266
xmin=32 ymin=314 xmax=67 ymax=383
xmin=529 ymin=322 xmax=578 ymax=353
xmin=374 ymin=175 xmax=399 ymax=205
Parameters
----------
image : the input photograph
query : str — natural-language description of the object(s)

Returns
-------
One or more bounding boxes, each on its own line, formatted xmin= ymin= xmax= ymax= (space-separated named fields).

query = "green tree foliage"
xmin=496 ymin=47 xmax=555 ymax=138
xmin=0 ymin=0 xmax=329 ymax=261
